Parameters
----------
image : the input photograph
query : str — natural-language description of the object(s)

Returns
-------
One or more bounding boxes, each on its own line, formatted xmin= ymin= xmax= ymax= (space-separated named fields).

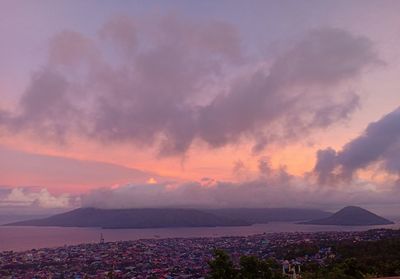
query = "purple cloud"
xmin=314 ymin=107 xmax=400 ymax=183
xmin=0 ymin=15 xmax=379 ymax=156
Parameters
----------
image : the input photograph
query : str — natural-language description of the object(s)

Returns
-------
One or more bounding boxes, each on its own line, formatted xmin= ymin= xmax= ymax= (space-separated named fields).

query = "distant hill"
xmin=301 ymin=206 xmax=394 ymax=226
xmin=206 ymin=208 xmax=331 ymax=223
xmin=5 ymin=207 xmax=334 ymax=229
xmin=6 ymin=208 xmax=251 ymax=229
xmin=0 ymin=214 xmax=50 ymax=225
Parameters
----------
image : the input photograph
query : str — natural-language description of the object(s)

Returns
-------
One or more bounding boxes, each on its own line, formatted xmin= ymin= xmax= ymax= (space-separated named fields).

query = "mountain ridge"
xmin=6 ymin=208 xmax=250 ymax=229
xmin=5 ymin=207 xmax=331 ymax=228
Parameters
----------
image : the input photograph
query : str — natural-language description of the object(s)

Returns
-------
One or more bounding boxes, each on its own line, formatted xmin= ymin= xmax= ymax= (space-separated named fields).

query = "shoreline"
xmin=1 ymin=221 xmax=398 ymax=252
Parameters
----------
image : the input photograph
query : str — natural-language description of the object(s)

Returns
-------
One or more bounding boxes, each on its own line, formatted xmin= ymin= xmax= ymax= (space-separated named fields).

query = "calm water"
xmin=0 ymin=222 xmax=399 ymax=252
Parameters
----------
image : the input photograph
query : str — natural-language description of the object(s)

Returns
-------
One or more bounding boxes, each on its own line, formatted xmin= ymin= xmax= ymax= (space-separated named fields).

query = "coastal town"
xmin=1 ymin=228 xmax=399 ymax=278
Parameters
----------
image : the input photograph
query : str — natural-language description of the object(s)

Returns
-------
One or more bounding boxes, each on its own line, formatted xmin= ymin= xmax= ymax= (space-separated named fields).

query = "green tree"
xmin=208 ymin=249 xmax=238 ymax=279
xmin=208 ymin=250 xmax=284 ymax=279
xmin=341 ymin=258 xmax=364 ymax=279
xmin=239 ymin=255 xmax=274 ymax=279
xmin=239 ymin=255 xmax=262 ymax=278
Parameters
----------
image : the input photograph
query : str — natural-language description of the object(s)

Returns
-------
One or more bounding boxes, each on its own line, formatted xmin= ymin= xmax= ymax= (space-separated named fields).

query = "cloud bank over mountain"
xmin=80 ymin=155 xmax=400 ymax=214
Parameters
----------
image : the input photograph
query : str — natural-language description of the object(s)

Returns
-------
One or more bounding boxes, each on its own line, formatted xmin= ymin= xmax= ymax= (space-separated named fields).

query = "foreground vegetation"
xmin=302 ymin=237 xmax=400 ymax=279
xmin=208 ymin=249 xmax=284 ymax=279
xmin=208 ymin=237 xmax=400 ymax=279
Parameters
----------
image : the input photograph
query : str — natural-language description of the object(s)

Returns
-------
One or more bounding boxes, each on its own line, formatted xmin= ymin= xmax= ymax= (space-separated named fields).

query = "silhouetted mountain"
xmin=206 ymin=208 xmax=331 ymax=223
xmin=5 ymin=208 xmax=251 ymax=228
xmin=302 ymin=206 xmax=394 ymax=226
xmin=0 ymin=214 xmax=50 ymax=225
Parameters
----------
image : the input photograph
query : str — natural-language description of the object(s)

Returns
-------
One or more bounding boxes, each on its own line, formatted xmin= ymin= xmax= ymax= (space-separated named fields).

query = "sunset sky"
xmin=1 ymin=0 xmax=400 ymax=215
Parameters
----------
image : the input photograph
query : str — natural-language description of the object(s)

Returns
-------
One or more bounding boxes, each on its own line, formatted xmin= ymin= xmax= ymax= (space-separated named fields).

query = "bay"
xmin=0 ymin=222 xmax=399 ymax=252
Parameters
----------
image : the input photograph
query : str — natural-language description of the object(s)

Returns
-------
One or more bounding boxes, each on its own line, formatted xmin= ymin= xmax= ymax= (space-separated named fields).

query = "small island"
xmin=301 ymin=206 xmax=394 ymax=226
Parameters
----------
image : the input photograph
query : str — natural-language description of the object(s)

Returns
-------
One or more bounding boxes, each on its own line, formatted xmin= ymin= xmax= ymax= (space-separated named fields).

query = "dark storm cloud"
xmin=0 ymin=14 xmax=379 ymax=155
xmin=314 ymin=107 xmax=400 ymax=183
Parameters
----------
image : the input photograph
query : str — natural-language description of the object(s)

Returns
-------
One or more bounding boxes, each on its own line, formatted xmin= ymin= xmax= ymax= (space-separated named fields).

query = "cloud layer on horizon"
xmin=2 ymin=144 xmax=399 ymax=215
xmin=0 ymin=15 xmax=379 ymax=156
xmin=80 ymin=161 xmax=399 ymax=214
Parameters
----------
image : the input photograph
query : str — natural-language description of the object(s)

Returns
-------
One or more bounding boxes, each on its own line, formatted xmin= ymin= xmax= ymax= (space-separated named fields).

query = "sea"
xmin=0 ymin=221 xmax=399 ymax=252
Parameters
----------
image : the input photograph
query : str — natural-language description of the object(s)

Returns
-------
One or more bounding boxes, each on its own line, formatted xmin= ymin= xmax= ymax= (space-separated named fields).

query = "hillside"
xmin=6 ymin=208 xmax=251 ymax=229
xmin=302 ymin=206 xmax=394 ymax=226
xmin=5 ymin=207 xmax=335 ymax=229
xmin=206 ymin=208 xmax=331 ymax=223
